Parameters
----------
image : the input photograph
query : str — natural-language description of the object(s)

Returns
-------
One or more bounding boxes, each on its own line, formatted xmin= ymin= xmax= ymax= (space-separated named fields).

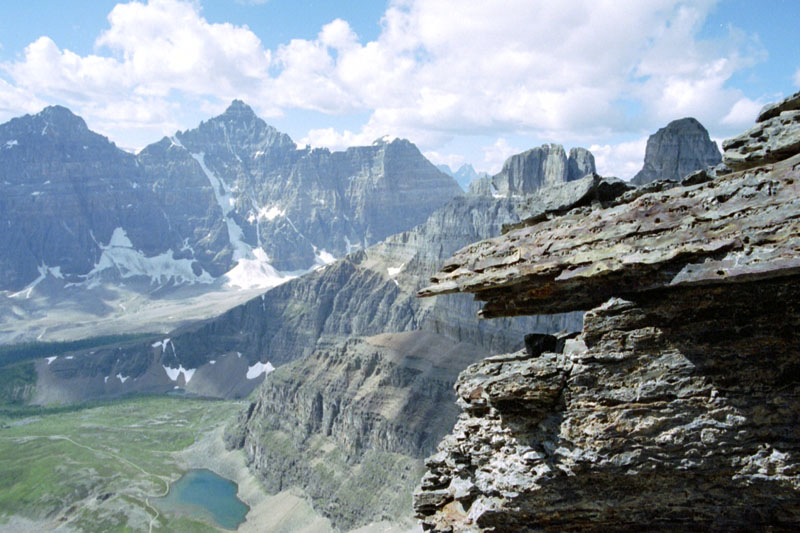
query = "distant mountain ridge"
xmin=0 ymin=101 xmax=462 ymax=293
xmin=437 ymin=163 xmax=489 ymax=191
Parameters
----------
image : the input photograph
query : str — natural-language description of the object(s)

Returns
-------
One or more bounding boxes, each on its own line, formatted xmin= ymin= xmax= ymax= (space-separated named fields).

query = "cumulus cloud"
xmin=589 ymin=138 xmax=649 ymax=180
xmin=721 ymin=97 xmax=762 ymax=126
xmin=482 ymin=138 xmax=521 ymax=174
xmin=0 ymin=0 xmax=767 ymax=163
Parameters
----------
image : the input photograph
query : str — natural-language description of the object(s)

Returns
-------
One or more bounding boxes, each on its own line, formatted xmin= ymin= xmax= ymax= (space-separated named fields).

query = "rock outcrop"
xmin=492 ymin=144 xmax=595 ymax=196
xmin=631 ymin=117 xmax=721 ymax=185
xmin=723 ymin=90 xmax=800 ymax=171
xmin=414 ymin=93 xmax=800 ymax=531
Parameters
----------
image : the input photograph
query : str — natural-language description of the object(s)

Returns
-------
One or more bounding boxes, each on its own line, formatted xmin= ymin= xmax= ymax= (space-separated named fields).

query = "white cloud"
xmin=0 ymin=0 xmax=767 ymax=158
xmin=721 ymin=97 xmax=762 ymax=126
xmin=794 ymin=67 xmax=800 ymax=87
xmin=482 ymin=138 xmax=520 ymax=174
xmin=424 ymin=150 xmax=465 ymax=171
xmin=3 ymin=0 xmax=274 ymax=139
xmin=589 ymin=138 xmax=648 ymax=181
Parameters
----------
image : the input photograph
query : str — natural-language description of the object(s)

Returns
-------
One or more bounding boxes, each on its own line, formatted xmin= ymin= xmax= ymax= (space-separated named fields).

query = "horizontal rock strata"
xmin=414 ymin=91 xmax=800 ymax=531
xmin=421 ymin=153 xmax=800 ymax=317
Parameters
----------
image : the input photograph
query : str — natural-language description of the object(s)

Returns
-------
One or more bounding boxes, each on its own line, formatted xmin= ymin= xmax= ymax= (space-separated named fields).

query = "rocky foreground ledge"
xmin=414 ymin=92 xmax=800 ymax=531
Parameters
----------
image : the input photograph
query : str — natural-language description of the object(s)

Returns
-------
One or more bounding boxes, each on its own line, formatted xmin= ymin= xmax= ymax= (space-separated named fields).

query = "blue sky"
xmin=1 ymin=0 xmax=798 ymax=178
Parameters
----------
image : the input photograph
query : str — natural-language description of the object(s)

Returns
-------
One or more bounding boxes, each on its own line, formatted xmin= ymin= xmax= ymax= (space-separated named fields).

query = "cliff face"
xmin=218 ymin=178 xmax=634 ymax=529
xmin=36 ymin=176 xmax=614 ymax=405
xmin=492 ymin=144 xmax=595 ymax=196
xmin=631 ymin=117 xmax=721 ymax=185
xmin=0 ymin=101 xmax=462 ymax=292
xmin=414 ymin=92 xmax=800 ymax=531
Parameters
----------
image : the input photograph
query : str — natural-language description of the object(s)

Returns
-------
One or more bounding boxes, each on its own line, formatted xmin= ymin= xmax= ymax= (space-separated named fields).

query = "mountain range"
xmin=0 ymin=100 xmax=732 ymax=530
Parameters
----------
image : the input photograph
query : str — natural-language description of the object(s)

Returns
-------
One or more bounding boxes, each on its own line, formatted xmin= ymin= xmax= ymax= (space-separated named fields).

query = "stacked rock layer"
xmin=414 ymin=92 xmax=800 ymax=531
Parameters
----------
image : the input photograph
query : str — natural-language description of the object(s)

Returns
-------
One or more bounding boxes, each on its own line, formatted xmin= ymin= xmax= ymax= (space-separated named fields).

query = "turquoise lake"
xmin=154 ymin=468 xmax=249 ymax=530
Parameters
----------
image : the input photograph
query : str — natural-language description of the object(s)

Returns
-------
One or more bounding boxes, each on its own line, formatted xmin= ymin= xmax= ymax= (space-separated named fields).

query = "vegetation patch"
xmin=0 ymin=395 xmax=244 ymax=532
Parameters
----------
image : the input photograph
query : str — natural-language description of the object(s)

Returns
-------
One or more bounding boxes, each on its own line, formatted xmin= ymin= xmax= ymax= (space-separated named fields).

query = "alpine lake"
xmin=154 ymin=468 xmax=249 ymax=530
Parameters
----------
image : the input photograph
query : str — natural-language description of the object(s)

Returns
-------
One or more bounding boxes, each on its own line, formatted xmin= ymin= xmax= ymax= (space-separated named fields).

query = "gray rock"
xmin=415 ymin=94 xmax=800 ymax=531
xmin=0 ymin=101 xmax=464 ymax=289
xmin=492 ymin=144 xmax=596 ymax=195
xmin=422 ymin=151 xmax=800 ymax=317
xmin=723 ymin=105 xmax=800 ymax=171
xmin=466 ymin=176 xmax=496 ymax=197
xmin=756 ymin=90 xmax=800 ymax=122
xmin=631 ymin=117 xmax=721 ymax=185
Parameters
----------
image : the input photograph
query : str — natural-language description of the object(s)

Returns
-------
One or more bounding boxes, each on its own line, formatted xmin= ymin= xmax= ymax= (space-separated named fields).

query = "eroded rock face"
xmin=631 ymin=117 xmax=721 ymax=185
xmin=492 ymin=144 xmax=595 ymax=196
xmin=415 ymin=282 xmax=800 ymax=531
xmin=723 ymin=90 xmax=800 ymax=172
xmin=421 ymin=152 xmax=800 ymax=317
xmin=414 ymin=92 xmax=800 ymax=531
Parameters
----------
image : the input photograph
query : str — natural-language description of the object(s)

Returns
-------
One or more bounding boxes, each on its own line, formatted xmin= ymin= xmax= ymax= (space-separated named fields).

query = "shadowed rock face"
xmin=631 ymin=117 xmax=721 ymax=185
xmin=36 ymin=175 xmax=604 ymax=406
xmin=414 ymin=92 xmax=800 ymax=531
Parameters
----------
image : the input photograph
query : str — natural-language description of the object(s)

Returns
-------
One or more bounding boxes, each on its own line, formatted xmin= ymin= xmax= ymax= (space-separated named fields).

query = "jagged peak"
xmin=221 ymin=99 xmax=257 ymax=119
xmin=660 ymin=116 xmax=707 ymax=133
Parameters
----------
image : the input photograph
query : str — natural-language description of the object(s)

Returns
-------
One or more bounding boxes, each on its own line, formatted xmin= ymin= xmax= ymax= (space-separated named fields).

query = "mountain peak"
xmin=37 ymin=105 xmax=89 ymax=132
xmin=222 ymin=99 xmax=256 ymax=119
xmin=631 ymin=117 xmax=721 ymax=185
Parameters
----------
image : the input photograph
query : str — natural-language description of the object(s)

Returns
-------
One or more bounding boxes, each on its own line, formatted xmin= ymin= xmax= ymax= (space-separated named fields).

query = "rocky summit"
xmin=631 ymin=117 xmax=721 ymax=185
xmin=414 ymin=92 xmax=800 ymax=531
xmin=491 ymin=144 xmax=595 ymax=196
xmin=0 ymin=101 xmax=462 ymax=293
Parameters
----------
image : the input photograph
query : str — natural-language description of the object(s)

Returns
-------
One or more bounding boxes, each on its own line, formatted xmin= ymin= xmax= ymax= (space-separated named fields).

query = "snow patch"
xmin=4 ymin=140 xmax=18 ymax=149
xmin=65 ymin=355 xmax=74 ymax=360
xmin=191 ymin=153 xmax=249 ymax=258
xmin=344 ymin=236 xmax=360 ymax=254
xmin=257 ymin=205 xmax=286 ymax=221
xmin=223 ymin=248 xmax=291 ymax=289
xmin=162 ymin=364 xmax=195 ymax=384
xmin=387 ymin=264 xmax=405 ymax=277
xmin=10 ymin=263 xmax=63 ymax=299
xmin=84 ymin=227 xmax=213 ymax=286
xmin=46 ymin=356 xmax=57 ymax=364
xmin=237 ymin=352 xmax=242 ymax=358
xmin=104 ymin=376 xmax=109 ymax=384
xmin=116 ymin=373 xmax=129 ymax=384
xmin=314 ymin=248 xmax=336 ymax=267
xmin=208 ymin=360 xmax=216 ymax=365
xmin=246 ymin=361 xmax=275 ymax=380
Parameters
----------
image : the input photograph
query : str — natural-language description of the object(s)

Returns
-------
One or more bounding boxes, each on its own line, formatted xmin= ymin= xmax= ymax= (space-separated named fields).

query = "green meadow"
xmin=0 ymin=396 xmax=244 ymax=532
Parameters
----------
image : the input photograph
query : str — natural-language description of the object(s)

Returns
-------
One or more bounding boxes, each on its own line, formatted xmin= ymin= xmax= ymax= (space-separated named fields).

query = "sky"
xmin=0 ymin=0 xmax=798 ymax=178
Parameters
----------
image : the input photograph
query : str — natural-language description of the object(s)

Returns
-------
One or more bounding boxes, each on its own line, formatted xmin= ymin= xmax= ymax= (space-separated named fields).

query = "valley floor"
xmin=0 ymin=396 xmax=419 ymax=532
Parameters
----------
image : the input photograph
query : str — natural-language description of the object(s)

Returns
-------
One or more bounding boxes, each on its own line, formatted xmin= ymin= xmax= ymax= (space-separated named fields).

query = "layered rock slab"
xmin=421 ymin=152 xmax=800 ymax=317
xmin=415 ymin=281 xmax=800 ymax=531
xmin=415 ymin=93 xmax=800 ymax=531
